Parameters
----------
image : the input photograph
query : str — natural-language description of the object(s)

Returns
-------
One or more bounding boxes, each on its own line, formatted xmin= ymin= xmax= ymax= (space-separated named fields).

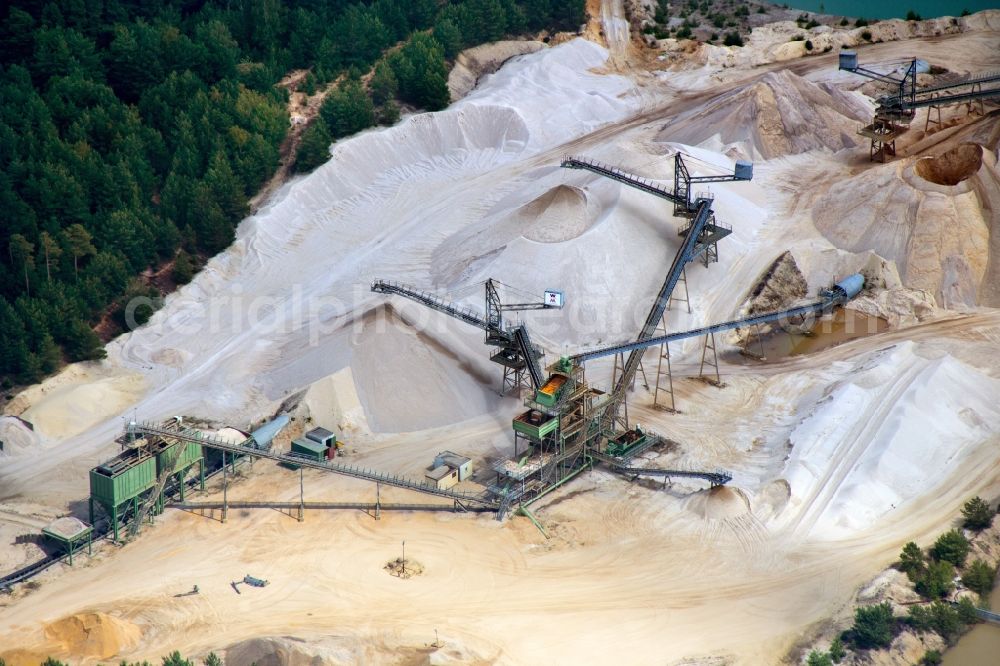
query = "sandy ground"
xmin=2 ymin=4 xmax=1000 ymax=664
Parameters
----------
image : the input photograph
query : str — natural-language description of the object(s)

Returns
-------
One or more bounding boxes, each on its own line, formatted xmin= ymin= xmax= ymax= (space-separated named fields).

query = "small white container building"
xmin=424 ymin=451 xmax=473 ymax=490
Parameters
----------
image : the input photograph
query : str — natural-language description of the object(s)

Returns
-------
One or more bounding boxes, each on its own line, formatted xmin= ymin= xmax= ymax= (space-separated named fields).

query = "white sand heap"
xmin=812 ymin=143 xmax=999 ymax=308
xmin=777 ymin=341 xmax=1000 ymax=540
xmin=659 ymin=69 xmax=871 ymax=160
xmin=0 ymin=416 xmax=39 ymax=457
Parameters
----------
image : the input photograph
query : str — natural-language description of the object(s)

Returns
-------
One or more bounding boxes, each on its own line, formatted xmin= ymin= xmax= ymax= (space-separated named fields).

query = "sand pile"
xmin=42 ymin=612 xmax=141 ymax=660
xmin=448 ymin=41 xmax=546 ymax=101
xmin=0 ymin=416 xmax=38 ymax=457
xmin=813 ymin=145 xmax=999 ymax=308
xmin=12 ymin=367 xmax=145 ymax=441
xmin=686 ymin=486 xmax=751 ymax=520
xmin=740 ymin=251 xmax=808 ymax=316
xmin=517 ymin=185 xmax=593 ymax=243
xmin=778 ymin=341 xmax=1000 ymax=539
xmin=658 ymin=70 xmax=871 ymax=160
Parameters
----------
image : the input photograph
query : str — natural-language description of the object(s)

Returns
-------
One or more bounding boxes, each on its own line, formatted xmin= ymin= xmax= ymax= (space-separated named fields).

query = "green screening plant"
xmin=898 ymin=541 xmax=926 ymax=581
xmin=915 ymin=559 xmax=955 ymax=599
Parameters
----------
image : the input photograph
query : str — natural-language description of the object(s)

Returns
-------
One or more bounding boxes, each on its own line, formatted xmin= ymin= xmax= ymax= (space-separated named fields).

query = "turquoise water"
xmin=784 ymin=1 xmax=998 ymax=19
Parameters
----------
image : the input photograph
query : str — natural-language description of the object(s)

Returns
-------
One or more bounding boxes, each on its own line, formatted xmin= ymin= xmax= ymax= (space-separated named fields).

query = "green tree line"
xmin=0 ymin=0 xmax=584 ymax=387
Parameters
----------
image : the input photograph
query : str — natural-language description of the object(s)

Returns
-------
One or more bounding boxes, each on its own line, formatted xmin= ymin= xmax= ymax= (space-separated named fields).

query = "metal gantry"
xmin=839 ymin=51 xmax=1000 ymax=161
xmin=371 ymin=278 xmax=556 ymax=393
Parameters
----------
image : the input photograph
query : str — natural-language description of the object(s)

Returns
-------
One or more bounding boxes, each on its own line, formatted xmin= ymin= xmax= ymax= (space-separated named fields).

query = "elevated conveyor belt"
xmin=599 ymin=200 xmax=715 ymax=429
xmin=561 ymin=157 xmax=688 ymax=207
xmin=127 ymin=422 xmax=499 ymax=509
xmin=571 ymin=294 xmax=842 ymax=363
xmin=512 ymin=325 xmax=544 ymax=389
xmin=371 ymin=280 xmax=494 ymax=333
xmin=588 ymin=450 xmax=732 ymax=487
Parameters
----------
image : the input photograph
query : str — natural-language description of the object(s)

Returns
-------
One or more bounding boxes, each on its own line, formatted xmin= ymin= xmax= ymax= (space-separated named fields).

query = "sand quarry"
xmin=2 ymin=4 xmax=1000 ymax=664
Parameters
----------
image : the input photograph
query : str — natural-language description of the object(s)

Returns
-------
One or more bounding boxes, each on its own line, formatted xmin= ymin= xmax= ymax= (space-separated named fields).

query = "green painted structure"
xmin=41 ymin=521 xmax=93 ymax=566
xmin=89 ymin=438 xmax=205 ymax=540
xmin=290 ymin=437 xmax=328 ymax=462
xmin=512 ymin=410 xmax=559 ymax=440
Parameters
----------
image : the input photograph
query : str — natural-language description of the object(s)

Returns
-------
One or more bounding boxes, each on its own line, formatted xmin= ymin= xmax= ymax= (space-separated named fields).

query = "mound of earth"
xmin=813 ymin=145 xmax=999 ymax=308
xmin=659 ymin=69 xmax=871 ymax=159
xmin=687 ymin=486 xmax=751 ymax=520
xmin=741 ymin=251 xmax=808 ymax=316
xmin=517 ymin=185 xmax=594 ymax=243
xmin=42 ymin=612 xmax=141 ymax=660
xmin=0 ymin=416 xmax=39 ymax=457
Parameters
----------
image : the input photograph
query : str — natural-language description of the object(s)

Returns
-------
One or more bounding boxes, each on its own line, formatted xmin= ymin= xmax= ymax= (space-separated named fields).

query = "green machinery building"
xmin=89 ymin=432 xmax=205 ymax=540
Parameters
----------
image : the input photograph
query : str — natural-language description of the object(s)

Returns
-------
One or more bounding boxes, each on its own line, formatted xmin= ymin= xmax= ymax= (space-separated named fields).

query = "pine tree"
xmin=294 ymin=119 xmax=333 ymax=173
xmin=961 ymin=559 xmax=996 ymax=596
xmin=370 ymin=60 xmax=398 ymax=106
xmin=62 ymin=224 xmax=96 ymax=277
xmin=931 ymin=530 xmax=970 ymax=568
xmin=898 ymin=541 xmax=926 ymax=581
xmin=320 ymin=80 xmax=375 ymax=139
xmin=961 ymin=496 xmax=993 ymax=531
xmin=9 ymin=234 xmax=35 ymax=296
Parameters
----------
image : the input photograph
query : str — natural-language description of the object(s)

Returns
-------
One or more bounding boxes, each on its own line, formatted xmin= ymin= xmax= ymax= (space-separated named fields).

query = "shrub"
xmin=961 ymin=496 xmax=994 ymax=530
xmin=906 ymin=9 xmax=922 ymax=21
xmin=855 ymin=17 xmax=869 ymax=27
xmin=851 ymin=602 xmax=895 ymax=649
xmin=806 ymin=651 xmax=832 ymax=666
xmin=829 ymin=636 xmax=846 ymax=663
xmin=723 ymin=31 xmax=744 ymax=46
xmin=915 ymin=560 xmax=955 ymax=599
xmin=676 ymin=25 xmax=692 ymax=39
xmin=172 ymin=250 xmax=195 ymax=285
xmin=861 ymin=30 xmax=872 ymax=41
xmin=961 ymin=9 xmax=972 ymax=16
xmin=899 ymin=541 xmax=926 ymax=581
xmin=807 ymin=19 xmax=820 ymax=28
xmin=921 ymin=649 xmax=943 ymax=665
xmin=840 ymin=17 xmax=849 ymax=26
xmin=758 ymin=6 xmax=766 ymax=14
xmin=710 ymin=32 xmax=719 ymax=41
xmin=961 ymin=559 xmax=996 ymax=596
xmin=931 ymin=529 xmax=970 ymax=568
xmin=805 ymin=40 xmax=814 ymax=50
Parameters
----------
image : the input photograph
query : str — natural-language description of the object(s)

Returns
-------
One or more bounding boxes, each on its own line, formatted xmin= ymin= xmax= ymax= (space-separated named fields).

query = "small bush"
xmin=961 ymin=496 xmax=994 ymax=530
xmin=921 ymin=649 xmax=943 ymax=665
xmin=805 ymin=39 xmax=814 ymax=50
xmin=931 ymin=529 xmax=970 ymax=568
xmin=807 ymin=19 xmax=820 ymax=28
xmin=861 ymin=30 xmax=872 ymax=41
xmin=676 ymin=25 xmax=692 ymax=39
xmin=840 ymin=17 xmax=849 ymax=26
xmin=823 ymin=45 xmax=832 ymax=52
xmin=723 ymin=31 xmax=744 ymax=46
xmin=915 ymin=560 xmax=955 ymax=599
xmin=829 ymin=636 xmax=846 ymax=663
xmin=961 ymin=559 xmax=996 ymax=596
xmin=806 ymin=651 xmax=833 ymax=666
xmin=855 ymin=17 xmax=869 ymax=27
xmin=851 ymin=602 xmax=895 ymax=649
xmin=906 ymin=9 xmax=922 ymax=21
xmin=710 ymin=32 xmax=718 ymax=41
xmin=758 ymin=6 xmax=766 ymax=13
xmin=961 ymin=8 xmax=972 ymax=16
